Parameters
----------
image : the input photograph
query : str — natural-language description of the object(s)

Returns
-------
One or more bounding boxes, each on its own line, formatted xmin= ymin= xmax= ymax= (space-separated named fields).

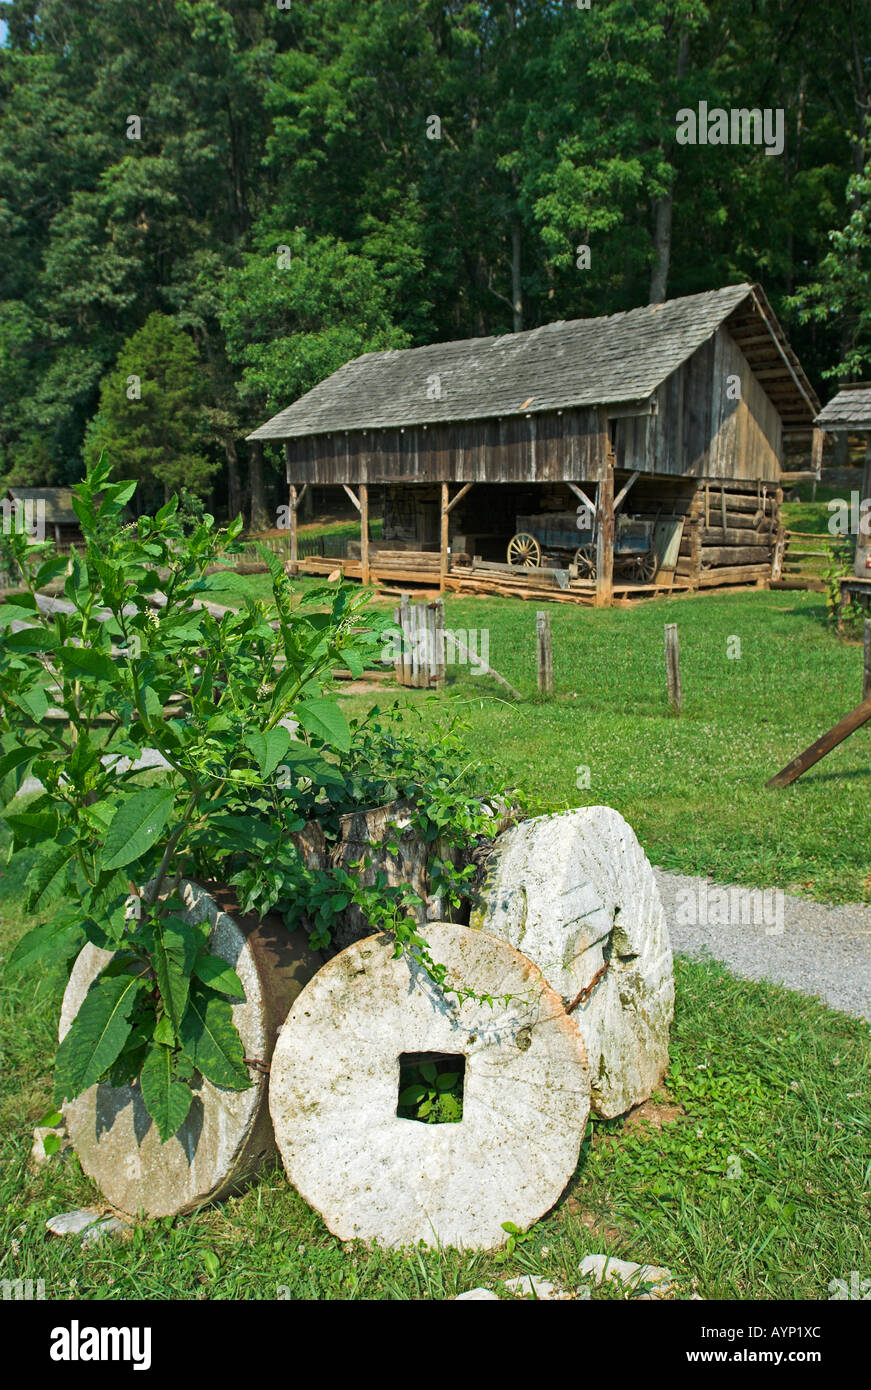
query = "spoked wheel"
xmin=507 ymin=533 xmax=542 ymax=568
xmin=629 ymin=552 xmax=657 ymax=583
xmin=574 ymin=544 xmax=597 ymax=580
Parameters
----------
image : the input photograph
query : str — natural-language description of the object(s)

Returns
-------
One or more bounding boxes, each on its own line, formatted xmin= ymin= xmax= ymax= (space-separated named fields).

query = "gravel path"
xmin=653 ymin=868 xmax=871 ymax=1022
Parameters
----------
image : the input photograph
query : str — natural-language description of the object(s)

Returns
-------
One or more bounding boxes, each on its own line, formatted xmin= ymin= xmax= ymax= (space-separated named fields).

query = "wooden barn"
xmin=3 ymin=487 xmax=83 ymax=548
xmin=249 ymin=283 xmax=820 ymax=605
xmin=815 ymin=384 xmax=871 ymax=580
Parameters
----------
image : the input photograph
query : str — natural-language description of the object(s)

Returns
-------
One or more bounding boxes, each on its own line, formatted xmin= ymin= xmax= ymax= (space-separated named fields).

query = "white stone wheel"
xmin=59 ymin=881 xmax=323 ymax=1218
xmin=470 ymin=807 xmax=674 ymax=1120
xmin=269 ymin=923 xmax=590 ymax=1250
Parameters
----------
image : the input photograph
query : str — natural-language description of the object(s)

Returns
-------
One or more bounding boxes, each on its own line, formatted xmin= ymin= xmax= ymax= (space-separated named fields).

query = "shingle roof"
xmin=816 ymin=386 xmax=871 ymax=432
xmin=249 ymin=284 xmax=762 ymax=441
xmin=6 ymin=487 xmax=78 ymax=525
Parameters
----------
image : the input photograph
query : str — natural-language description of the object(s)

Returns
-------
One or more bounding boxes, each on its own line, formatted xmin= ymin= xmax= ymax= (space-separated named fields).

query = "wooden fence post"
xmin=432 ymin=599 xmax=446 ymax=689
xmin=864 ymin=618 xmax=871 ymax=702
xmin=536 ymin=610 xmax=554 ymax=696
xmin=360 ymin=483 xmax=370 ymax=587
xmin=664 ymin=623 xmax=682 ymax=712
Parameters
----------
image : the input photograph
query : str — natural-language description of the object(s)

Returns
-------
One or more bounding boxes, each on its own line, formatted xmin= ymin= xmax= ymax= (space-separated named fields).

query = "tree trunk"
xmin=225 ymin=435 xmax=242 ymax=523
xmin=649 ymin=195 xmax=673 ymax=304
xmin=512 ymin=220 xmax=523 ymax=333
xmin=248 ymin=440 xmax=269 ymax=533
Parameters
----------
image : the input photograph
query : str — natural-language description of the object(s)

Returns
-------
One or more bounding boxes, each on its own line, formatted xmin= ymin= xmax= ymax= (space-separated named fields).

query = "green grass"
xmin=2 ymin=579 xmax=869 ymax=1299
xmin=2 ymin=857 xmax=867 ymax=1301
xmin=331 ymin=586 xmax=871 ymax=904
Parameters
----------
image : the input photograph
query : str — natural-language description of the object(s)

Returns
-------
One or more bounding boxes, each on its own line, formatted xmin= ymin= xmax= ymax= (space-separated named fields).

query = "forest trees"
xmin=1 ymin=0 xmax=869 ymax=515
xmin=85 ymin=315 xmax=216 ymax=509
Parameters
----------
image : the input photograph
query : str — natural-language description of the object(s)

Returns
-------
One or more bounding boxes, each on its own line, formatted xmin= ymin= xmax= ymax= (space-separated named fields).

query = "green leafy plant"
xmin=397 ymin=1058 xmax=464 ymax=1125
xmin=0 ymin=455 xmax=381 ymax=1139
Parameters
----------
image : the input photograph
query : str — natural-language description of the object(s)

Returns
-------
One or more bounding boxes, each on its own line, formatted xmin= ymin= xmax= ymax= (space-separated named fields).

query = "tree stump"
xmin=293 ymin=797 xmax=512 ymax=951
xmin=59 ymin=881 xmax=323 ymax=1218
xmin=470 ymin=807 xmax=674 ymax=1119
xmin=268 ymin=923 xmax=590 ymax=1250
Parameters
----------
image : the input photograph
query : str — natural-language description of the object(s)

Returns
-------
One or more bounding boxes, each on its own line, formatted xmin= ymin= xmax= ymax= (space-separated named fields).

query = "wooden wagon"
xmin=507 ymin=510 xmax=658 ymax=583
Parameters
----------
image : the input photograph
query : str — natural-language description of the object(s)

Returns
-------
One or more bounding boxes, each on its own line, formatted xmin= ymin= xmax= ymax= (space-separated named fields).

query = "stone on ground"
xmin=578 ymin=1253 xmax=673 ymax=1298
xmin=59 ymin=881 xmax=322 ymax=1218
xmin=454 ymin=1288 xmax=500 ymax=1300
xmin=269 ymin=923 xmax=590 ymax=1250
xmin=45 ymin=1209 xmax=129 ymax=1243
xmin=470 ymin=807 xmax=674 ymax=1118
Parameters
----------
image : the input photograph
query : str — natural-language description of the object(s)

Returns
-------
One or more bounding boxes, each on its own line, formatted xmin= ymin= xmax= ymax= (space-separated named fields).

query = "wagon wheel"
xmin=630 ymin=552 xmax=657 ymax=583
xmin=574 ymin=544 xmax=597 ymax=580
xmin=507 ymin=532 xmax=542 ymax=568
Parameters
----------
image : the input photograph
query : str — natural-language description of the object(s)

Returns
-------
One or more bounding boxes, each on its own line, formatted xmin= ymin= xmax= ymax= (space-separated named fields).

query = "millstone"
xmin=268 ymin=922 xmax=590 ymax=1250
xmin=469 ymin=807 xmax=674 ymax=1119
xmin=59 ymin=880 xmax=323 ymax=1218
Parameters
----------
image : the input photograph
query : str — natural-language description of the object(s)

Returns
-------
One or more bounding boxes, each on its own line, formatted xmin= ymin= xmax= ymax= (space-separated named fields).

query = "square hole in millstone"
xmin=397 ymin=1052 xmax=465 ymax=1124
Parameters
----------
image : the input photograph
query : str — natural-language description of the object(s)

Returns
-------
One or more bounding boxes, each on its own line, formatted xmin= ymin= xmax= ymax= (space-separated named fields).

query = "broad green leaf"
xmin=33 ymin=556 xmax=71 ymax=590
xmin=7 ymin=915 xmax=85 ymax=973
xmin=56 ymin=645 xmax=117 ymax=685
xmin=294 ymin=698 xmax=350 ymax=752
xmin=102 ymin=786 xmax=176 ymax=869
xmin=38 ymin=1109 xmax=63 ymax=1127
xmin=42 ymin=1133 xmax=61 ymax=1156
xmin=140 ymin=1042 xmax=194 ymax=1142
xmin=54 ymin=971 xmax=148 ymax=1103
xmin=153 ymin=1014 xmax=175 ymax=1045
xmin=24 ymin=841 xmax=71 ymax=911
xmin=180 ymin=991 xmax=251 ymax=1091
xmin=192 ymin=954 xmax=245 ymax=1000
xmin=0 ymin=744 xmax=37 ymax=779
xmin=20 ymin=684 xmax=49 ymax=721
xmin=152 ymin=920 xmax=195 ymax=1038
xmin=3 ymin=626 xmax=60 ymax=653
xmin=244 ymin=727 xmax=291 ymax=778
xmin=398 ymin=1084 xmax=427 ymax=1106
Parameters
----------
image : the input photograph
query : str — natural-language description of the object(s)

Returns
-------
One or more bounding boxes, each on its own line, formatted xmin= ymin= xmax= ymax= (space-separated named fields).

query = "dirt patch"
xmin=562 ymin=1197 xmax=623 ymax=1245
xmin=621 ymin=1096 xmax=685 ymax=1132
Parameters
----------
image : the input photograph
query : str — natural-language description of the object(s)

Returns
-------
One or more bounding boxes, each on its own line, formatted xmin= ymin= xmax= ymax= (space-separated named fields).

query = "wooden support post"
xmin=440 ymin=481 xmax=450 ymax=592
xmin=536 ymin=610 xmax=554 ymax=697
xmin=766 ymin=694 xmax=871 ymax=789
xmin=360 ymin=483 xmax=370 ymax=586
xmin=664 ymin=623 xmax=682 ymax=712
xmin=864 ymin=619 xmax=871 ymax=702
xmin=595 ymin=460 xmax=615 ymax=608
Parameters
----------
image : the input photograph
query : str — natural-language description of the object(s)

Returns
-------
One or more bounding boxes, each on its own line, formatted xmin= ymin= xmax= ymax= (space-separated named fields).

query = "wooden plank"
xmin=766 ymin=695 xmax=871 ymax=789
xmin=342 ymin=483 xmax=361 ymax=512
xmin=700 ymin=545 xmax=771 ymax=566
xmin=613 ymin=470 xmax=640 ymax=515
xmin=360 ymin=483 xmax=370 ymax=586
xmin=446 ymin=482 xmax=474 ymax=514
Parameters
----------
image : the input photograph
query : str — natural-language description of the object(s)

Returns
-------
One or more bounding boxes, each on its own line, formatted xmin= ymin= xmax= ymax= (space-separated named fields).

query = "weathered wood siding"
xmin=613 ymin=328 xmax=782 ymax=480
xmin=285 ymin=408 xmax=608 ymax=486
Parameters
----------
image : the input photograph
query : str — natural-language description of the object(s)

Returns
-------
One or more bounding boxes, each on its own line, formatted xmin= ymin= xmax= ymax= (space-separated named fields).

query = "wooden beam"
xmin=595 ymin=461 xmax=615 ymax=607
xmin=342 ymin=484 xmax=361 ymax=513
xmin=446 ymin=482 xmax=474 ymax=514
xmin=440 ymin=481 xmax=449 ymax=592
xmin=359 ymin=483 xmax=370 ymax=586
xmin=664 ymin=623 xmax=682 ymax=712
xmin=766 ymin=695 xmax=871 ymax=789
xmin=567 ymin=482 xmax=596 ymax=517
xmin=613 ymin=470 xmax=640 ymax=515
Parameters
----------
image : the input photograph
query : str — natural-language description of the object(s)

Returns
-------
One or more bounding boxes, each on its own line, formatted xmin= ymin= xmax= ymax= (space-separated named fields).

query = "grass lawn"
xmin=2 ymin=853 xmax=868 ymax=1300
xmin=329 ymin=586 xmax=871 ymax=905
xmin=1 ymin=578 xmax=868 ymax=1300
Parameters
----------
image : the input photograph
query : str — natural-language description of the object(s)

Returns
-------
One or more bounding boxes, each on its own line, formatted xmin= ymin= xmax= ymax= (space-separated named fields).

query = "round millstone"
xmin=268 ymin=922 xmax=590 ymax=1250
xmin=470 ymin=807 xmax=674 ymax=1119
xmin=59 ymin=880 xmax=323 ymax=1218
